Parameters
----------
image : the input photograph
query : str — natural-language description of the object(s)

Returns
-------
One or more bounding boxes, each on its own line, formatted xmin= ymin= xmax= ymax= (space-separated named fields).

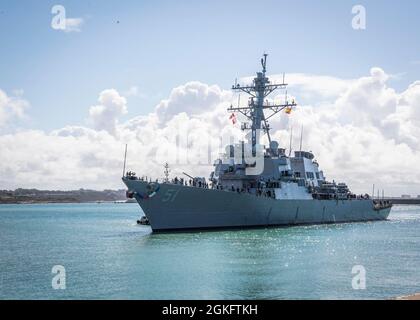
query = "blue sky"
xmin=1 ymin=0 xmax=420 ymax=131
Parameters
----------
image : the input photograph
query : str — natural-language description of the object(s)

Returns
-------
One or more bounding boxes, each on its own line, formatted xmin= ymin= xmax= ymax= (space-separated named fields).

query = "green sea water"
xmin=0 ymin=203 xmax=419 ymax=299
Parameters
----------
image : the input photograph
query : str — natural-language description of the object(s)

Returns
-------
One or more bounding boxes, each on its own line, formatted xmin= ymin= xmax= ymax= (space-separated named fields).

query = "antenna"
xmin=299 ymin=125 xmax=304 ymax=152
xmin=122 ymin=144 xmax=128 ymax=178
xmin=288 ymin=126 xmax=293 ymax=157
xmin=261 ymin=53 xmax=268 ymax=73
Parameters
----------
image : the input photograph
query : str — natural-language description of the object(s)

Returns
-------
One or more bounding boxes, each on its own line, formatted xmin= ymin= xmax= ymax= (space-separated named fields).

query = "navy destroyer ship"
xmin=123 ymin=54 xmax=392 ymax=232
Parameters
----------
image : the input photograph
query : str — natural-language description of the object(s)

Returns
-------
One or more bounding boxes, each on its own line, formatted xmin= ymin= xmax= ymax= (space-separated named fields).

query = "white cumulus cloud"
xmin=88 ymin=89 xmax=128 ymax=135
xmin=0 ymin=88 xmax=29 ymax=128
xmin=1 ymin=70 xmax=420 ymax=196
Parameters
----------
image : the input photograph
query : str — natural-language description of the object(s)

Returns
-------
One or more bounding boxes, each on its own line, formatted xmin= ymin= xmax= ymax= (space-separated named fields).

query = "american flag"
xmin=229 ymin=113 xmax=237 ymax=124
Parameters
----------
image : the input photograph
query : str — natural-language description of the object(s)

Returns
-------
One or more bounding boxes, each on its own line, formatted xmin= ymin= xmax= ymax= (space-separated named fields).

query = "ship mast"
xmin=228 ymin=54 xmax=296 ymax=156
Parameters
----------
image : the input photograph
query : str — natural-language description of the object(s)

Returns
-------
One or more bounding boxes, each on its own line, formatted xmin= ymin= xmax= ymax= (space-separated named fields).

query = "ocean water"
xmin=0 ymin=203 xmax=419 ymax=300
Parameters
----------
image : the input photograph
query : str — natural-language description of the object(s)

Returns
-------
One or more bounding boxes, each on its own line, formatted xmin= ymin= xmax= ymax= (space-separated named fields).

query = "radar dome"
xmin=270 ymin=141 xmax=279 ymax=150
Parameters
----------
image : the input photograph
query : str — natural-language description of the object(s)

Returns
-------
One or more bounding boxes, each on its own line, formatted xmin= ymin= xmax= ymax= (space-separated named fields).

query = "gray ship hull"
xmin=123 ymin=179 xmax=391 ymax=232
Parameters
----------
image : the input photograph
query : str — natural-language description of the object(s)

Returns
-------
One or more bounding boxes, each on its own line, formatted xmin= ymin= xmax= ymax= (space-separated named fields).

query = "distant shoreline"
xmin=0 ymin=188 xmax=131 ymax=204
xmin=0 ymin=200 xmax=136 ymax=205
xmin=385 ymin=198 xmax=420 ymax=205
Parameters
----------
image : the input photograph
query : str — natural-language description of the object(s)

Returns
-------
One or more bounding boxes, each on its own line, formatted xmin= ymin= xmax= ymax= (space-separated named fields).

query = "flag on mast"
xmin=285 ymin=99 xmax=295 ymax=114
xmin=229 ymin=113 xmax=237 ymax=124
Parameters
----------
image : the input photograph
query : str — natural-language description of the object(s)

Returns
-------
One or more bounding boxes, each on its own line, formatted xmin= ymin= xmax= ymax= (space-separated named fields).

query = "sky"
xmin=1 ymin=0 xmax=420 ymax=196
